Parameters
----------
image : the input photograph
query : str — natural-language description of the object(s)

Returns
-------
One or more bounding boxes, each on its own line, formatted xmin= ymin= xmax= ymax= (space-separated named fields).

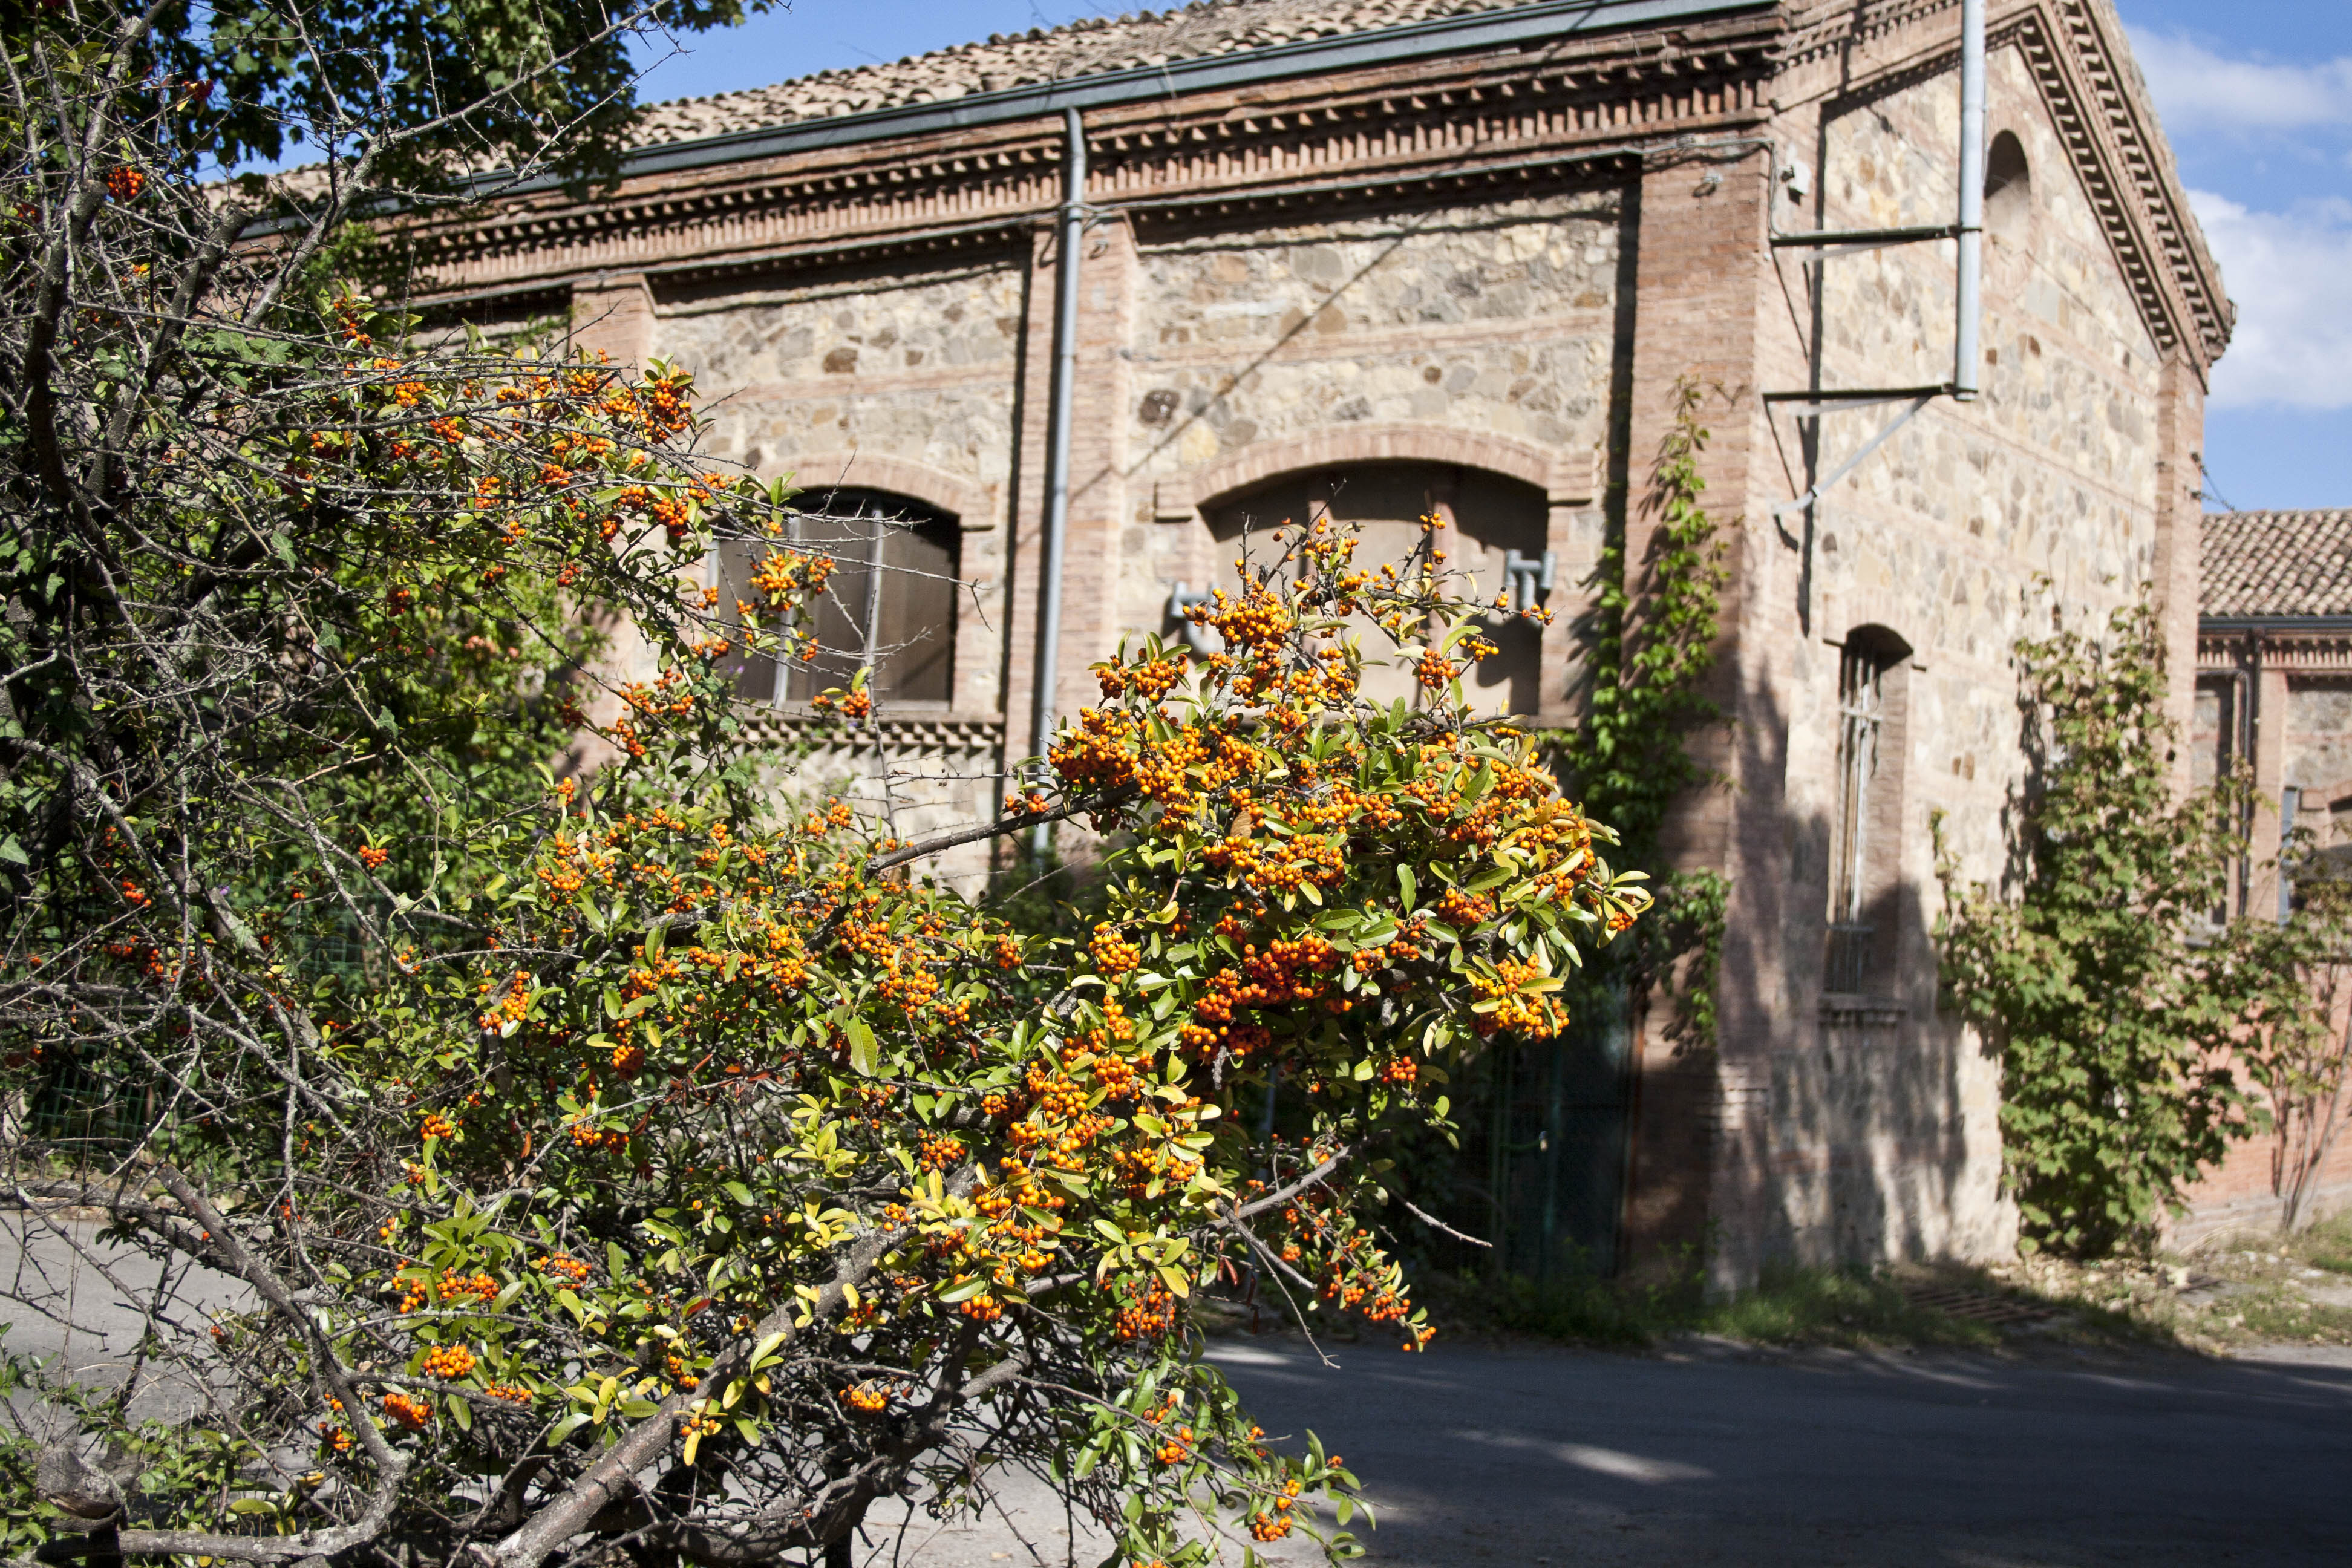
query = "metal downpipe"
xmin=1954 ymin=0 xmax=1985 ymax=400
xmin=1030 ymin=108 xmax=1086 ymax=857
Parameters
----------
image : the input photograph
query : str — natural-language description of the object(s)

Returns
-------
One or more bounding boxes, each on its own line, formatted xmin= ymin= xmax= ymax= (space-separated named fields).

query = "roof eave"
xmin=486 ymin=0 xmax=1777 ymax=197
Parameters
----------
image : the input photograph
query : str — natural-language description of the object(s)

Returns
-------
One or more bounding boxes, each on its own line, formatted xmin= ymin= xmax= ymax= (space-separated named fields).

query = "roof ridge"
xmin=628 ymin=1 xmax=1540 ymax=149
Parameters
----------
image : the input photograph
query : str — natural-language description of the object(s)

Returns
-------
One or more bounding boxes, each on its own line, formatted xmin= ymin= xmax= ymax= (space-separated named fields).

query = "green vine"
xmin=1544 ymin=375 xmax=1731 ymax=1044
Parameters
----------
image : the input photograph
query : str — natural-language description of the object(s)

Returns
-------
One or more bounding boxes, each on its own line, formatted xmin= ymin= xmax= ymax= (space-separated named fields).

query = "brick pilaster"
xmin=1614 ymin=151 xmax=1778 ymax=1282
xmin=569 ymin=273 xmax=656 ymax=371
xmin=2150 ymin=351 xmax=2207 ymax=794
xmin=561 ymin=273 xmax=661 ymax=777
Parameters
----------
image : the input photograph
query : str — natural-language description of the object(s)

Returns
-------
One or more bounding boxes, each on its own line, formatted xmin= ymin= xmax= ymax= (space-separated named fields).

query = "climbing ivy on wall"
xmin=1544 ymin=374 xmax=1731 ymax=1045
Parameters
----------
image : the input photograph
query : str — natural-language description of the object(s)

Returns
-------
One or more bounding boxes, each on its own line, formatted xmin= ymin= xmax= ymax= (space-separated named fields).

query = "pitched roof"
xmin=632 ymin=0 xmax=1544 ymax=147
xmin=2201 ymin=511 xmax=2352 ymax=621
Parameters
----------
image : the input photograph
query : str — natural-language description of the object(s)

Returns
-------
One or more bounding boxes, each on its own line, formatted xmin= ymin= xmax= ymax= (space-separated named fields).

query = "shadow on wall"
xmin=1641 ymin=640 xmax=2009 ymax=1287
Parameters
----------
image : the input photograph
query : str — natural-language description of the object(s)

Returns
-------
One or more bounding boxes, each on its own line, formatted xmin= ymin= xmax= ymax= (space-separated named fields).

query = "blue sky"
xmin=630 ymin=2 xmax=2352 ymax=511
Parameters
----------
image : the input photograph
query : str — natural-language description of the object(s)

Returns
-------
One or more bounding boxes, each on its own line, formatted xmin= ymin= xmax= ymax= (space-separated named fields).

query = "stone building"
xmin=2186 ymin=509 xmax=2352 ymax=1241
xmin=413 ymin=0 xmax=2229 ymax=1283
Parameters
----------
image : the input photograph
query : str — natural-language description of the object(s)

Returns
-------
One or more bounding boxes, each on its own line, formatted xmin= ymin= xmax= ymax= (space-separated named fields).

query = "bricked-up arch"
xmin=1203 ymin=459 xmax=1550 ymax=717
xmin=1166 ymin=423 xmax=1580 ymax=522
xmin=763 ymin=451 xmax=989 ymax=531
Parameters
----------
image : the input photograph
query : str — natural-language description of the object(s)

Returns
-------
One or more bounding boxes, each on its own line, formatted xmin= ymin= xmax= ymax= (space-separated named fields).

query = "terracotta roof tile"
xmin=632 ymin=0 xmax=1545 ymax=146
xmin=2201 ymin=510 xmax=2352 ymax=620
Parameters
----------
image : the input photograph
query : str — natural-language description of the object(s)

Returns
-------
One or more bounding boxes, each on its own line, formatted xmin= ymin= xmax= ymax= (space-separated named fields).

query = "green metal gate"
xmin=1448 ymin=979 xmax=1634 ymax=1278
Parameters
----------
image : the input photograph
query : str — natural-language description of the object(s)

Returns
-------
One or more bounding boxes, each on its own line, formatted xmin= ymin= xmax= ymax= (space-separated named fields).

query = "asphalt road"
xmin=6 ymin=1217 xmax=2348 ymax=1566
xmin=886 ymin=1336 xmax=2352 ymax=1568
xmin=0 ymin=1210 xmax=247 ymax=1419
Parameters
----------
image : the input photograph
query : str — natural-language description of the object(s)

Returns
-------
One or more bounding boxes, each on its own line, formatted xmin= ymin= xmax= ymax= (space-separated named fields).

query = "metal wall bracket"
xmin=1501 ymin=549 xmax=1558 ymax=614
xmin=1168 ymin=583 xmax=1221 ymax=655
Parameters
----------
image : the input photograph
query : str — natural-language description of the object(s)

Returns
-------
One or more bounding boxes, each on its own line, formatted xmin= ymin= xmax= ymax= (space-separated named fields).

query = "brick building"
xmin=414 ymin=0 xmax=2230 ymax=1282
xmin=2186 ymin=510 xmax=2352 ymax=1242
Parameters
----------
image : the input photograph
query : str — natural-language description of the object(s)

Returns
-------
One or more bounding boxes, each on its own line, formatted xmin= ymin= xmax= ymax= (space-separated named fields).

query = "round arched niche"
xmin=1984 ymin=130 xmax=2031 ymax=240
xmin=711 ymin=486 xmax=959 ymax=706
xmin=1201 ymin=461 xmax=1550 ymax=715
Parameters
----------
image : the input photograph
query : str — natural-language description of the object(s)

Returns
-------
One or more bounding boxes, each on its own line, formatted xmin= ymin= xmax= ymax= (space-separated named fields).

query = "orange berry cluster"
xmin=1471 ymin=958 xmax=1566 ymax=1040
xmin=1114 ymin=1279 xmax=1176 ymax=1342
xmin=382 ymin=1391 xmax=432 ymax=1431
xmin=1434 ymin=887 xmax=1494 ymax=929
xmin=1088 ymin=923 xmax=1141 ymax=976
xmin=420 ymin=1344 xmax=477 ymax=1380
xmin=1248 ymin=1477 xmax=1304 ymax=1541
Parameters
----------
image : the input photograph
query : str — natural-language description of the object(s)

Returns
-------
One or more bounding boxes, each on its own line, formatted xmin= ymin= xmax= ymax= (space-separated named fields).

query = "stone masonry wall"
xmin=653 ymin=257 xmax=1029 ymax=722
xmin=1706 ymin=32 xmax=2180 ymax=1282
xmin=506 ymin=1 xmax=2222 ymax=1286
xmin=1123 ymin=191 xmax=1625 ymax=720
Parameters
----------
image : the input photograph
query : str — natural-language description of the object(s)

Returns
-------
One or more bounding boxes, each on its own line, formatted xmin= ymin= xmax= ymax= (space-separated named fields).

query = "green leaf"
xmin=844 ymin=1016 xmax=879 ymax=1077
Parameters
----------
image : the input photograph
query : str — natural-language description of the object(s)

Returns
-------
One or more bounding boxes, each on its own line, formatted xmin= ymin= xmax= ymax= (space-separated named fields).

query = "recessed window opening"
xmin=712 ymin=487 xmax=958 ymax=707
xmin=1827 ymin=628 xmax=1909 ymax=995
xmin=1201 ymin=462 xmax=1549 ymax=714
xmin=1984 ymin=130 xmax=2030 ymax=240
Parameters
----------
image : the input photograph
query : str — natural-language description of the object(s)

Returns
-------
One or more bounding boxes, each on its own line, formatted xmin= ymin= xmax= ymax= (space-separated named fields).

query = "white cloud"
xmin=2192 ymin=189 xmax=2352 ymax=410
xmin=2131 ymin=31 xmax=2352 ymax=131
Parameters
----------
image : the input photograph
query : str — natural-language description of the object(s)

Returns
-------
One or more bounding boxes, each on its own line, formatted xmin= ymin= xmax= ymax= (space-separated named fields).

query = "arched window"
xmin=711 ymin=487 xmax=959 ymax=707
xmin=1197 ymin=462 xmax=1551 ymax=714
xmin=1826 ymin=626 xmax=1911 ymax=996
xmin=1984 ymin=129 xmax=2030 ymax=240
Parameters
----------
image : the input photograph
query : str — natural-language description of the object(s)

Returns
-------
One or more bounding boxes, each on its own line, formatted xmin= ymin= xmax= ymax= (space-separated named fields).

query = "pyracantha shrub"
xmin=0 ymin=8 xmax=1648 ymax=1561
xmin=3 ymin=310 xmax=1649 ymax=1568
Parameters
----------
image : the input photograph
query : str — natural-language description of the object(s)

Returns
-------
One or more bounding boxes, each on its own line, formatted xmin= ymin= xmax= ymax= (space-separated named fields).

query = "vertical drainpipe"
xmin=1953 ymin=0 xmax=1986 ymax=400
xmin=1030 ymin=106 xmax=1086 ymax=857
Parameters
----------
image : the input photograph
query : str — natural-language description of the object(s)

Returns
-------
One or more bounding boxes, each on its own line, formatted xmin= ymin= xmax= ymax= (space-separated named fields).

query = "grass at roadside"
xmin=1996 ymin=1207 xmax=2352 ymax=1352
xmin=1202 ymin=1210 xmax=2352 ymax=1356
xmin=1406 ymin=1261 xmax=2011 ymax=1351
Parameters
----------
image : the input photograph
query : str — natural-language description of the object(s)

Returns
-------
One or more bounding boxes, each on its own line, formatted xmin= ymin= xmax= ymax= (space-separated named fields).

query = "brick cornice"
xmin=737 ymin=710 xmax=1004 ymax=751
xmin=406 ymin=11 xmax=1782 ymax=301
xmin=2200 ymin=630 xmax=2352 ymax=678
